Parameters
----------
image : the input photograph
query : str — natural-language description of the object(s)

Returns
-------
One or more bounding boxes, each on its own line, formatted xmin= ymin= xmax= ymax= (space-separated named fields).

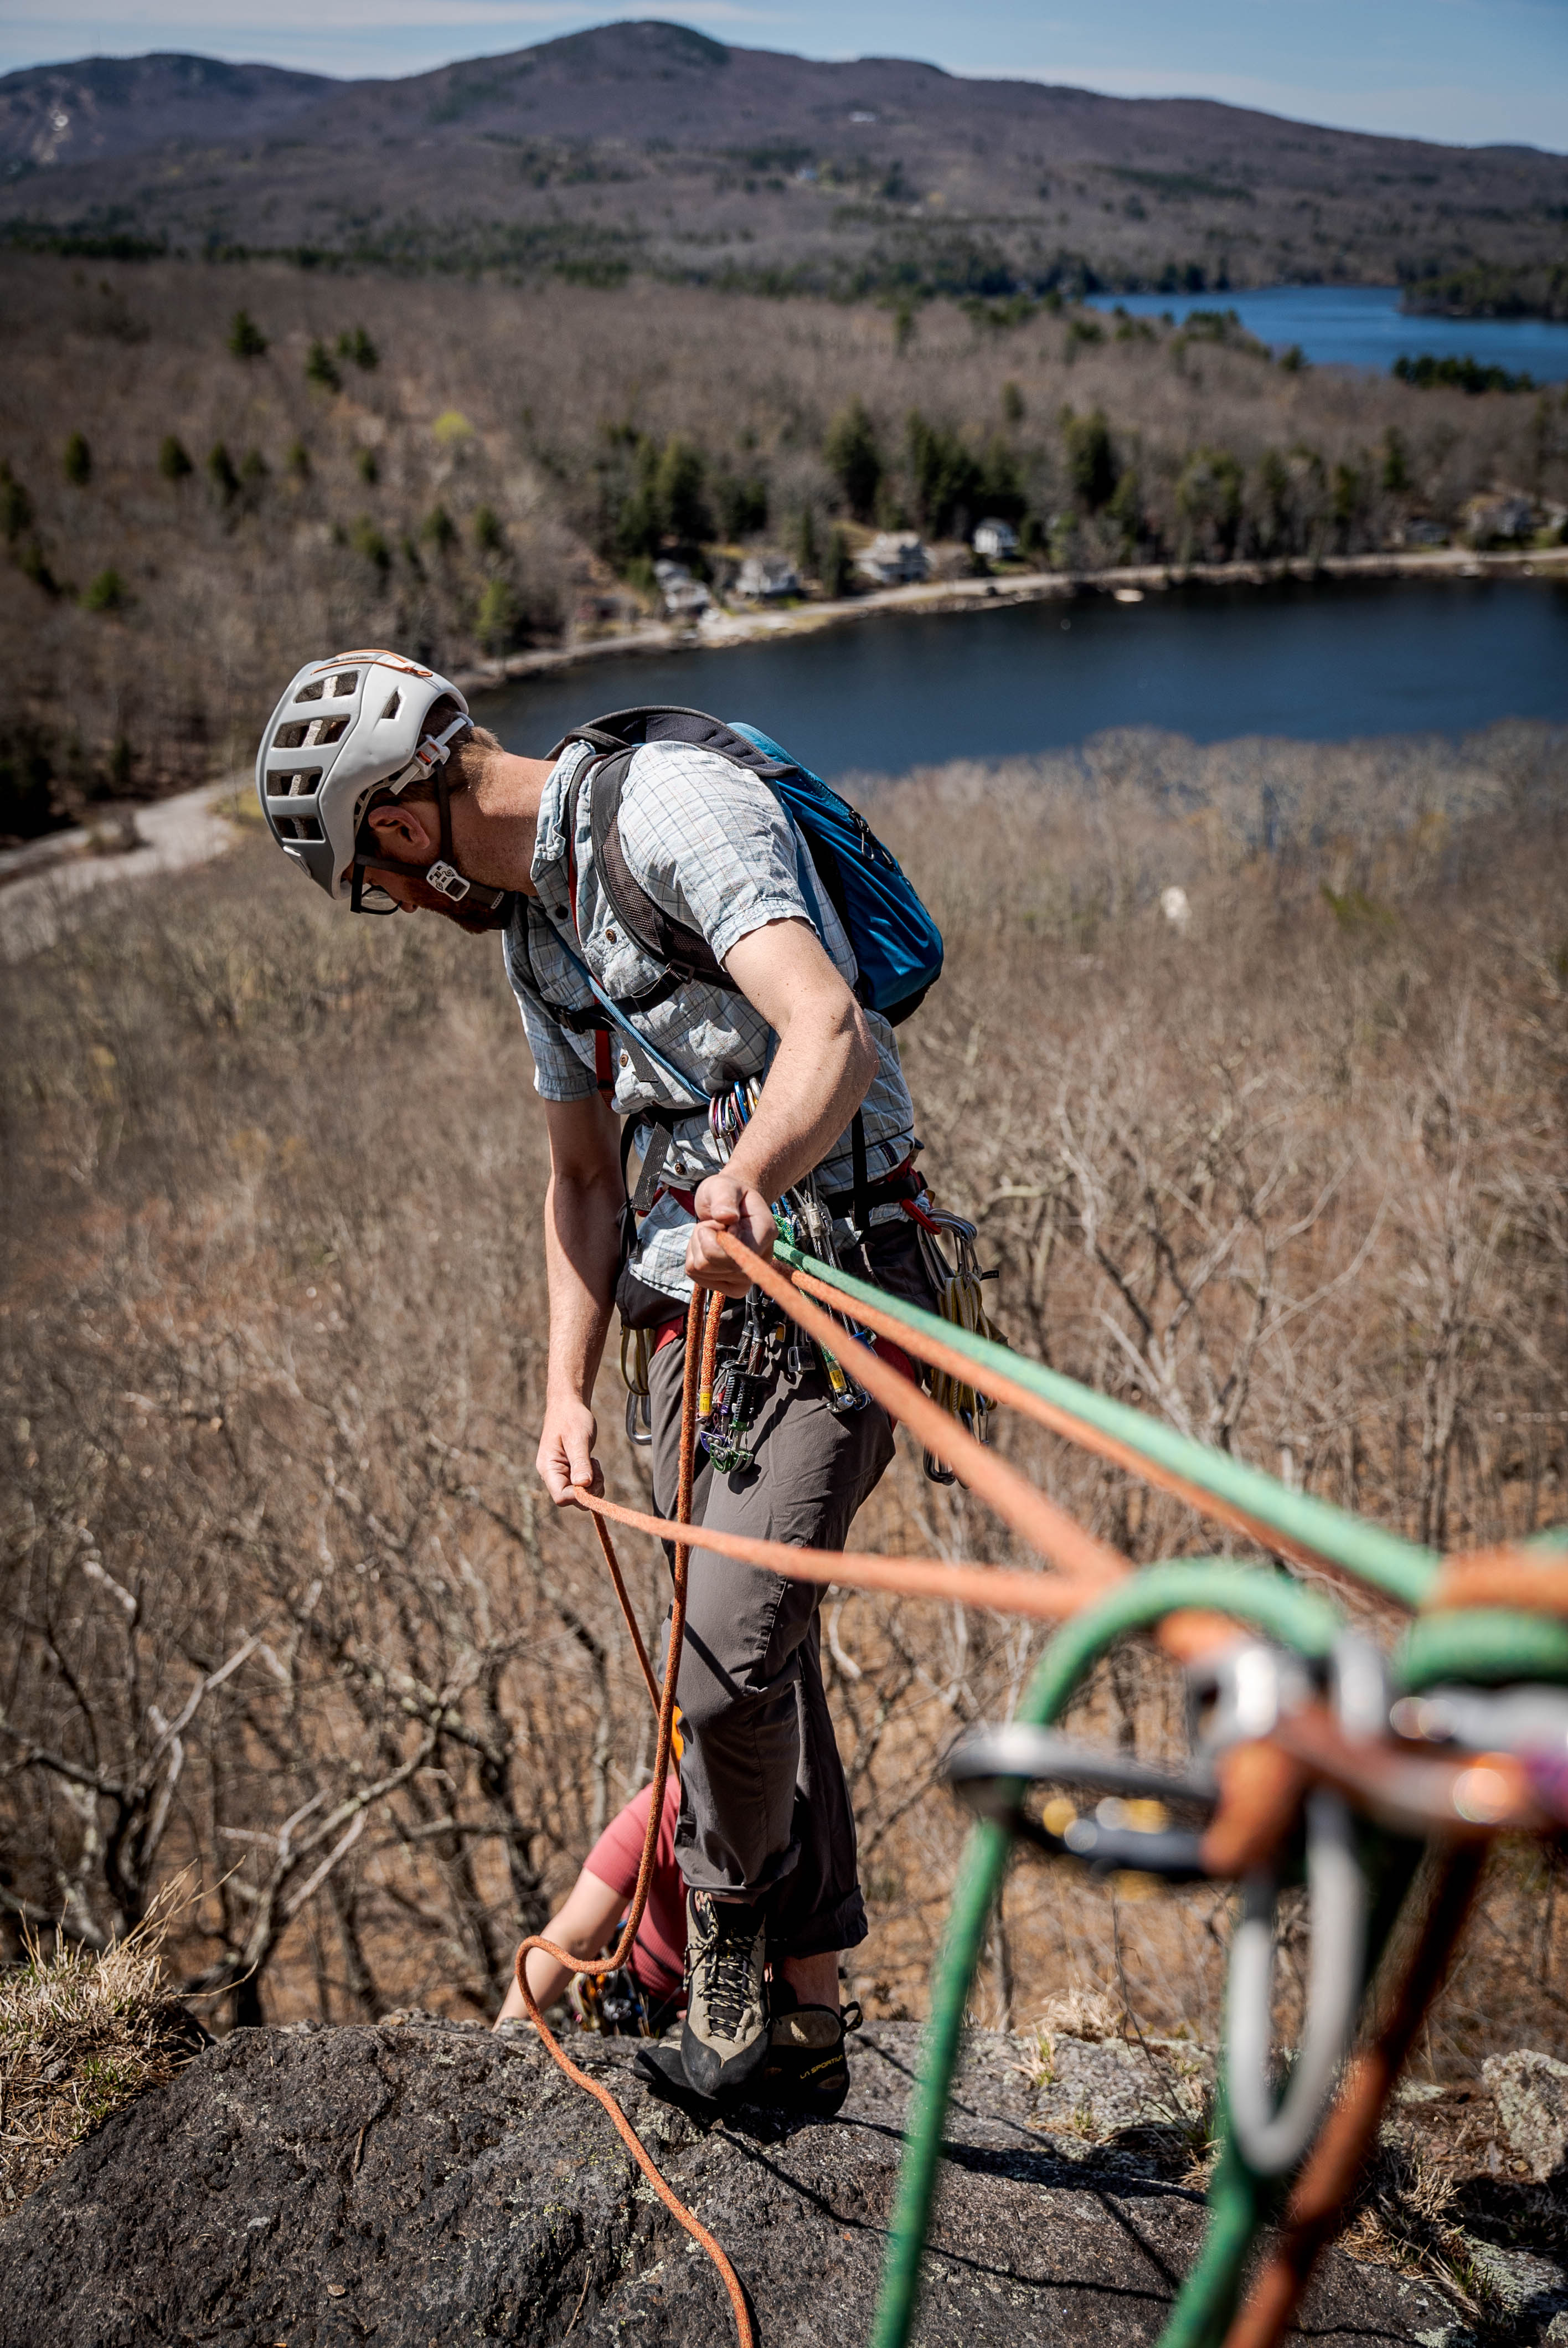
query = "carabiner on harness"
xmin=709 ymin=1078 xmax=869 ymax=1423
xmin=904 ymin=1200 xmax=1001 ymax=1481
xmin=621 ymin=1324 xmax=653 ymax=1447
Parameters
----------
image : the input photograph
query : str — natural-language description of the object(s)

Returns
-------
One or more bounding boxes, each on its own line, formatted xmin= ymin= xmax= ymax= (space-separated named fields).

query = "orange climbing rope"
xmin=512 ymin=1235 xmax=1565 ymax=2348
xmin=510 ymin=1293 xmax=755 ymax=2348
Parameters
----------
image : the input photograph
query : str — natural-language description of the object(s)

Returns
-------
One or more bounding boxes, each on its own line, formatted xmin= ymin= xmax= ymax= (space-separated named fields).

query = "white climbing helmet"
xmin=254 ymin=648 xmax=471 ymax=908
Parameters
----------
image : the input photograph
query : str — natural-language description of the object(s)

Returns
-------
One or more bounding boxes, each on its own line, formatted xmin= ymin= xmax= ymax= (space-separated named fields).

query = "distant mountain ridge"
xmin=0 ymin=53 xmax=332 ymax=172
xmin=2 ymin=21 xmax=1564 ymax=299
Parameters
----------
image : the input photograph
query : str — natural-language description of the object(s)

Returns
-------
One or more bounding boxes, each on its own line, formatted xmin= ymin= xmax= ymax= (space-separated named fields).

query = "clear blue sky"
xmin=6 ymin=1 xmax=1566 ymax=153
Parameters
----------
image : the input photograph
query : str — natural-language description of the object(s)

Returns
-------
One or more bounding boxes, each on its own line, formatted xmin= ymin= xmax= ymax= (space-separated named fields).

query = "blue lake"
xmin=487 ymin=577 xmax=1568 ymax=781
xmin=1085 ymin=284 xmax=1568 ymax=382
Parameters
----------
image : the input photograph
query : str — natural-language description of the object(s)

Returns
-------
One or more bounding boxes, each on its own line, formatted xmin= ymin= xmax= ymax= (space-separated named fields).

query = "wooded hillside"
xmin=4 ymin=254 xmax=1563 ymax=832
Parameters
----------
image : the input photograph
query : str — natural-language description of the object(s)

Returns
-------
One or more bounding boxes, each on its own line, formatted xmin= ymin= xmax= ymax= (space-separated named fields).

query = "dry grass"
xmin=0 ymin=1898 xmax=204 ymax=2210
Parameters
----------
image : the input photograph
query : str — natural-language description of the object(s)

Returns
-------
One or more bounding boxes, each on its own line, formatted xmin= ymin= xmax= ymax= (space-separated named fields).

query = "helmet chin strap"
xmin=349 ymin=717 xmax=516 ymax=928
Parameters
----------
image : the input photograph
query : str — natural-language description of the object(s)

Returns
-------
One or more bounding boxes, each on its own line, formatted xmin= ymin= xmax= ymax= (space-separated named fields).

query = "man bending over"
xmin=256 ymin=652 xmax=932 ymax=2104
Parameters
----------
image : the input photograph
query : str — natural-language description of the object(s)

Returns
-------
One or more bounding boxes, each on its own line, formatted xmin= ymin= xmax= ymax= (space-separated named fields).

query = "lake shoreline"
xmin=452 ymin=543 xmax=1568 ymax=701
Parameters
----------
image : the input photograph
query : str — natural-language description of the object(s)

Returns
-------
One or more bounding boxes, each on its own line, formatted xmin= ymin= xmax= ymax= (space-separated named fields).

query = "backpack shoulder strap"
xmin=574 ymin=738 xmax=731 ymax=993
xmin=506 ymin=900 xmax=613 ymax=1037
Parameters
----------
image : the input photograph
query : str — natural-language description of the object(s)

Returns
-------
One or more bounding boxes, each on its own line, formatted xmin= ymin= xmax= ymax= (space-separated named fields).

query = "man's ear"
xmin=365 ymin=796 xmax=439 ymax=861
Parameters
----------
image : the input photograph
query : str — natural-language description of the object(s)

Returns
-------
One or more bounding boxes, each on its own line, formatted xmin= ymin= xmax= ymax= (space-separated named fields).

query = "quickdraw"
xmin=901 ymin=1197 xmax=1001 ymax=1480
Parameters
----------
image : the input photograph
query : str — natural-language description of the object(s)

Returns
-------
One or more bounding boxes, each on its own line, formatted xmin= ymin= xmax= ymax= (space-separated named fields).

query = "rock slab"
xmin=0 ymin=2016 xmax=1468 ymax=2346
xmin=1484 ymin=2050 xmax=1568 ymax=2185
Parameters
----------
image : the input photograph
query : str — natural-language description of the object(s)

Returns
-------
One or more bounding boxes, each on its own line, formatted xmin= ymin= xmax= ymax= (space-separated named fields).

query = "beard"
xmin=430 ymin=894 xmax=516 ymax=934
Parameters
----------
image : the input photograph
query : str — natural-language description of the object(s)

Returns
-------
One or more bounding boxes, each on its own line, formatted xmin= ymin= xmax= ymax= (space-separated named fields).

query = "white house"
xmin=855 ymin=531 xmax=929 ymax=586
xmin=653 ymin=558 xmax=711 ymax=618
xmin=1462 ymin=493 xmax=1533 ymax=547
xmin=972 ymin=517 xmax=1019 ymax=560
xmin=734 ymin=554 xmax=800 ymax=601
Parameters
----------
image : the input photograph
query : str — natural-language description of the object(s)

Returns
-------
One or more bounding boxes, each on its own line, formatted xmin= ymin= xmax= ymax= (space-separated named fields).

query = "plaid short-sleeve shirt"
xmin=503 ymin=738 xmax=918 ymax=1308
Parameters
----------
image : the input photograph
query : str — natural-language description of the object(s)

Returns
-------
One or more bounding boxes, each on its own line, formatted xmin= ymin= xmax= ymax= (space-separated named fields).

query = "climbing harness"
xmin=624 ymin=1064 xmax=1003 ymax=1473
xmin=572 ymin=1963 xmax=682 ymax=2040
xmin=521 ymin=1228 xmax=1567 ymax=2348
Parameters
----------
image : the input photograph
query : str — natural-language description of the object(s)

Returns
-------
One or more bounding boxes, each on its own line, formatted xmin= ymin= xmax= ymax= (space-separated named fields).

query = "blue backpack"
xmin=549 ymin=706 xmax=944 ymax=1027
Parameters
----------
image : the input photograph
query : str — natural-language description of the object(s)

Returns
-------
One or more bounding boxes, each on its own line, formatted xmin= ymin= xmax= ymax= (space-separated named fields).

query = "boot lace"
xmin=700 ymin=1915 xmax=759 ymax=2039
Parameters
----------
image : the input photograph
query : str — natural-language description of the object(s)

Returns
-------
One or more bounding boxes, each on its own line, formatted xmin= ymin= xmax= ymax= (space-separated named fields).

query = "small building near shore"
xmin=734 ymin=554 xmax=800 ymax=601
xmin=972 ymin=517 xmax=1019 ymax=560
xmin=653 ymin=559 xmax=711 ymax=617
xmin=1461 ymin=493 xmax=1533 ymax=548
xmin=856 ymin=531 xmax=930 ymax=586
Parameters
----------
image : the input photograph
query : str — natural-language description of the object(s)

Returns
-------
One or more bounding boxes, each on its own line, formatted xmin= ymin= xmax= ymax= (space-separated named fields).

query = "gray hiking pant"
xmin=647 ymin=1222 xmax=933 ymax=1958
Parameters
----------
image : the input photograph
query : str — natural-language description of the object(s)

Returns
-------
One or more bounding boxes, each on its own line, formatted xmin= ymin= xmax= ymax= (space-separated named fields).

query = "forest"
xmin=3 ymin=254 xmax=1564 ymax=836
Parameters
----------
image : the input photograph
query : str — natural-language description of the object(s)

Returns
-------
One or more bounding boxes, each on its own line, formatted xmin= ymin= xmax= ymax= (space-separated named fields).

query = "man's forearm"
xmin=724 ymin=997 xmax=876 ymax=1203
xmin=543 ymin=1166 xmax=622 ymax=1404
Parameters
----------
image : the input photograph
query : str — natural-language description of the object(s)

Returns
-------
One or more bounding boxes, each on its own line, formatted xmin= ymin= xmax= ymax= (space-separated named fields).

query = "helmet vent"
xmin=379 ymin=690 xmax=401 ymax=720
xmin=274 ymin=722 xmax=310 ymax=749
xmin=294 ymin=679 xmax=325 ymax=704
xmin=332 ymin=671 xmax=359 ymax=697
xmin=270 ymin=768 xmax=323 ymax=797
xmin=276 ymin=813 xmax=325 ymax=843
xmin=314 ymin=715 xmax=350 ymax=745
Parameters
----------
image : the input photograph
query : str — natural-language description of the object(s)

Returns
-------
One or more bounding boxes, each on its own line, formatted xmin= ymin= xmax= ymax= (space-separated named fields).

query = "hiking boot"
xmin=759 ymin=1989 xmax=862 ymax=2117
xmin=680 ymin=1889 xmax=769 ymax=2099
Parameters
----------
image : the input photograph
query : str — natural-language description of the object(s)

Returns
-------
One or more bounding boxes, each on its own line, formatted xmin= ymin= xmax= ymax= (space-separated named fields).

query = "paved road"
xmin=0 ymin=778 xmax=245 ymax=962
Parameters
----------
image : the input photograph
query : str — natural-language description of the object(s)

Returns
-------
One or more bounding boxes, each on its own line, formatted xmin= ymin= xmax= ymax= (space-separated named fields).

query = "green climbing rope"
xmin=776 ymin=1237 xmax=1440 ymax=1606
xmin=767 ymin=1240 xmax=1568 ymax=2348
xmin=869 ymin=1562 xmax=1342 ymax=2348
xmin=1397 ymin=1608 xmax=1568 ymax=1692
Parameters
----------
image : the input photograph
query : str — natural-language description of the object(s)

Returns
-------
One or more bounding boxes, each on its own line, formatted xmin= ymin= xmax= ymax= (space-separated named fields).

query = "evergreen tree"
xmin=228 ymin=310 xmax=269 ymax=360
xmin=906 ymin=411 xmax=982 ymax=538
xmin=63 ymin=433 xmax=91 ymax=487
xmin=305 ymin=340 xmax=342 ymax=393
xmin=350 ymin=517 xmax=390 ymax=581
xmin=476 ymin=576 xmax=521 ymax=653
xmin=655 ymin=436 xmax=710 ymax=544
xmin=0 ymin=462 xmax=34 ymax=540
xmin=1380 ymin=427 xmax=1410 ymax=495
xmin=80 ymin=568 xmax=128 ymax=613
xmin=158 ymin=436 xmax=193 ymax=483
xmin=207 ymin=443 xmax=240 ymax=506
xmin=1175 ymin=445 xmax=1244 ymax=559
xmin=1060 ymin=406 xmax=1117 ymax=511
xmin=823 ymin=399 xmax=881 ymax=521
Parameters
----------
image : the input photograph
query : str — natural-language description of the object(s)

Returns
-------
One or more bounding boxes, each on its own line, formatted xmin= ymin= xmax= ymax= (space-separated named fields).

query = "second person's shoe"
xmin=680 ymin=1888 xmax=770 ymax=2099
